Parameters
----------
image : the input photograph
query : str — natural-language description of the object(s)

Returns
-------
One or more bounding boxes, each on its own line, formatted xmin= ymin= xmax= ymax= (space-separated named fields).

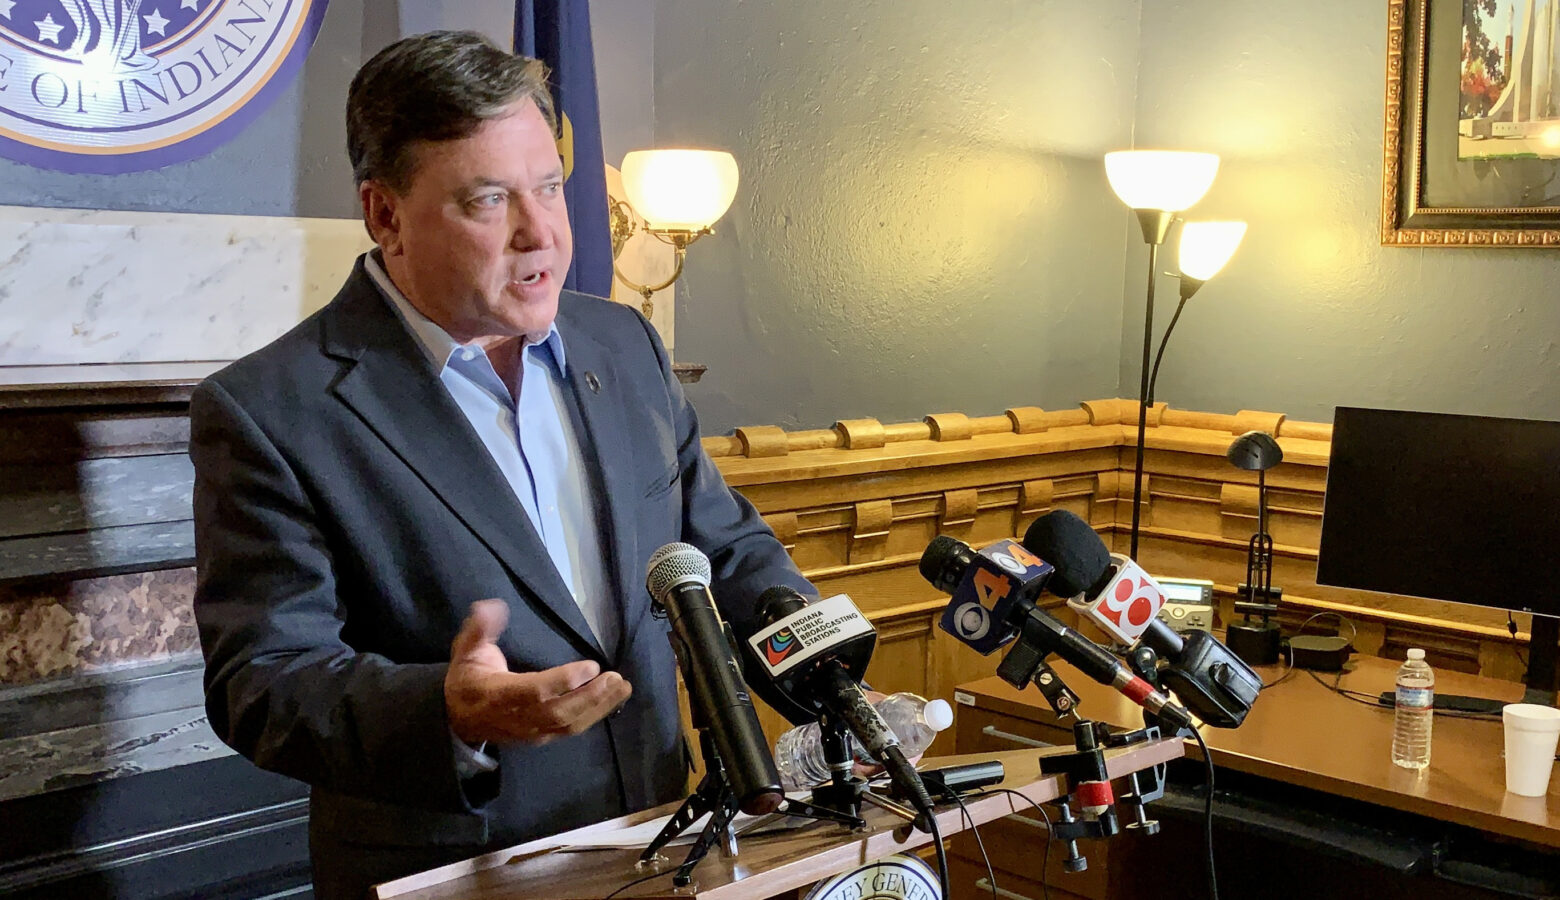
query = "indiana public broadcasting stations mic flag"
xmin=514 ymin=0 xmax=614 ymax=299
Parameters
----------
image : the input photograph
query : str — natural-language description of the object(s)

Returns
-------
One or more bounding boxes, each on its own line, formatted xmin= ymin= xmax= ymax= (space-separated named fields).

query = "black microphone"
xmin=1022 ymin=510 xmax=1188 ymax=657
xmin=745 ymin=586 xmax=939 ymax=831
xmin=918 ymin=536 xmax=1194 ymax=730
xmin=1022 ymin=511 xmax=1262 ymax=728
xmin=646 ymin=543 xmax=784 ymax=814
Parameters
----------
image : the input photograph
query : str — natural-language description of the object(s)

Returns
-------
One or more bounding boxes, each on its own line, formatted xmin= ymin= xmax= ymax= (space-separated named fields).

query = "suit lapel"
xmin=321 ymin=264 xmax=605 ymax=661
xmin=552 ymin=316 xmax=651 ymax=664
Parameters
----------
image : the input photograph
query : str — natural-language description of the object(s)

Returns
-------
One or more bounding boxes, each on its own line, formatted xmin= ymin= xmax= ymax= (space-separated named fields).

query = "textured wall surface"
xmin=1125 ymin=1 xmax=1560 ymax=424
xmin=653 ymin=0 xmax=1143 ymax=434
xmin=591 ymin=0 xmax=656 ymax=169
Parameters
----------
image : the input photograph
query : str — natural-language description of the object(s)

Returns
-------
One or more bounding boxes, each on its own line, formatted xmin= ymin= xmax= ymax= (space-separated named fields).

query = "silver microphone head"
xmin=645 ymin=542 xmax=712 ymax=603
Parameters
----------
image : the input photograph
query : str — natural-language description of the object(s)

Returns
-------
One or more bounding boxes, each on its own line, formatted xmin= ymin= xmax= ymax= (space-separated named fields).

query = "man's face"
xmin=363 ymin=99 xmax=572 ymax=343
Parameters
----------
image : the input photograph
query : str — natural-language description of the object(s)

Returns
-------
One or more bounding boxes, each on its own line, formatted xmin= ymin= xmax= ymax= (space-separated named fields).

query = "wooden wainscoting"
xmin=711 ymin=398 xmax=1532 ymax=749
xmin=709 ymin=404 xmax=1120 ymax=753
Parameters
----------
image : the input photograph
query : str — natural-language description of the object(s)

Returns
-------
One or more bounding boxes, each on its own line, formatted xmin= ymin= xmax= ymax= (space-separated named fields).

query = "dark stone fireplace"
xmin=0 ymin=378 xmax=311 ymax=899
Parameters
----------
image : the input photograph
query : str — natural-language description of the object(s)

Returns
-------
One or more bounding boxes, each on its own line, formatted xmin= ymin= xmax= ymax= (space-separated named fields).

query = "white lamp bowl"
xmin=620 ymin=149 xmax=740 ymax=232
xmin=1178 ymin=220 xmax=1247 ymax=281
xmin=1104 ymin=150 xmax=1220 ymax=213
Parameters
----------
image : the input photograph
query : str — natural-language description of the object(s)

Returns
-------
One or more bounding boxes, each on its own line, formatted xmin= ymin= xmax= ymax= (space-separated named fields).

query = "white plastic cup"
xmin=1502 ymin=703 xmax=1560 ymax=797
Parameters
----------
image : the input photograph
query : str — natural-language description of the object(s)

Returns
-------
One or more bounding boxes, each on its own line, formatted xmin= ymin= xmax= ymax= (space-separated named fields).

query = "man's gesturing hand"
xmin=445 ymin=600 xmax=632 ymax=746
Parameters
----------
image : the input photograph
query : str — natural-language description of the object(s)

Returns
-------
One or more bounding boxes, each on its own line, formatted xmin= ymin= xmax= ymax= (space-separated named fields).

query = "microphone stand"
xmin=809 ymin=717 xmax=867 ymax=819
xmin=1040 ymin=719 xmax=1168 ymax=873
xmin=995 ymin=612 xmax=1084 ymax=717
xmin=808 ymin=715 xmax=924 ymax=828
xmin=638 ymin=714 xmax=862 ymax=887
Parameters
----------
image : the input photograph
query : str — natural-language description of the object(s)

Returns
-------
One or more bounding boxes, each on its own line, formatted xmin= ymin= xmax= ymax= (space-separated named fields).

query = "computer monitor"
xmin=1317 ymin=406 xmax=1560 ymax=703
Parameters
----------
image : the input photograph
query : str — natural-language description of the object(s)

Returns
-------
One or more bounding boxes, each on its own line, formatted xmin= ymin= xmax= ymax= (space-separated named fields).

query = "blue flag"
xmin=515 ymin=1 xmax=614 ymax=299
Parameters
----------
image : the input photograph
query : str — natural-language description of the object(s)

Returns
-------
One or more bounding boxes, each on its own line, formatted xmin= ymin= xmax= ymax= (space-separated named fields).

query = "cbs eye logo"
xmin=951 ymin=602 xmax=991 ymax=641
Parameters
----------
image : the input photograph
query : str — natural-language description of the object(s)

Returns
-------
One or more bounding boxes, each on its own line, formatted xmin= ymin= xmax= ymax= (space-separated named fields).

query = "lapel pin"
xmin=585 ymin=371 xmax=602 ymax=394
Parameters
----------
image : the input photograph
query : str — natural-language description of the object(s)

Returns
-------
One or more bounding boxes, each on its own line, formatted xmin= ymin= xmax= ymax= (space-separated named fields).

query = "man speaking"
xmin=190 ymin=31 xmax=814 ymax=900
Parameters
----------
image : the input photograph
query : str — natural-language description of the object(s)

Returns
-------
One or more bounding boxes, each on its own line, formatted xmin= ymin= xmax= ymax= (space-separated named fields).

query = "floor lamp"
xmin=1154 ymin=221 xmax=1249 ymax=403
xmin=1104 ymin=151 xmax=1224 ymax=558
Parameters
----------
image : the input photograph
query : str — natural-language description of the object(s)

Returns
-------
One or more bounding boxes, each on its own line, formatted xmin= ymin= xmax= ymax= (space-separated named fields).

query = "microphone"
xmin=920 ymin=536 xmax=1051 ymax=655
xmin=918 ymin=536 xmax=1194 ymax=730
xmin=645 ymin=543 xmax=784 ymax=815
xmin=1022 ymin=511 xmax=1262 ymax=728
xmin=744 ymin=587 xmax=939 ymax=831
xmin=1021 ymin=511 xmax=1179 ymax=651
xmin=744 ymin=588 xmax=876 ymax=714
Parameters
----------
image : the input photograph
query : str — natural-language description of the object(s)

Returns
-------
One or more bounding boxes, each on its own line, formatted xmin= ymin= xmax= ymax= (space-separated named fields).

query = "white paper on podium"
xmin=554 ymin=797 xmax=820 ymax=851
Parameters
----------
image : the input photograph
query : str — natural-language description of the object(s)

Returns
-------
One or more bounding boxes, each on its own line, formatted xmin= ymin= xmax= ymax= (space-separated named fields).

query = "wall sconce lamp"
xmin=1104 ymin=149 xmax=1237 ymax=558
xmin=610 ymin=149 xmax=739 ymax=318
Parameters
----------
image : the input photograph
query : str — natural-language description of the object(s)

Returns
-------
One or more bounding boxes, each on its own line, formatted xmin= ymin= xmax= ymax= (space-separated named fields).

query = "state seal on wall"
xmin=0 ymin=0 xmax=328 ymax=172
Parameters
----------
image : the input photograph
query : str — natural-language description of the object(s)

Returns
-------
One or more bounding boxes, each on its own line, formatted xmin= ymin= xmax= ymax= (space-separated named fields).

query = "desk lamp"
xmin=1227 ymin=430 xmax=1283 ymax=665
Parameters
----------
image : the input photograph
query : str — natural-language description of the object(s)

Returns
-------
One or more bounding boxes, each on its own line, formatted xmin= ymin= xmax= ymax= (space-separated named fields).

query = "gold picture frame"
xmin=1383 ymin=0 xmax=1560 ymax=246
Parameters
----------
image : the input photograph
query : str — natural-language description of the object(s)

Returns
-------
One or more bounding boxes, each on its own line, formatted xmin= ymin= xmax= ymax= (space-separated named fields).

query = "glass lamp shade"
xmin=1178 ymin=220 xmax=1247 ymax=281
xmin=620 ymin=149 xmax=739 ymax=232
xmin=1104 ymin=150 xmax=1220 ymax=212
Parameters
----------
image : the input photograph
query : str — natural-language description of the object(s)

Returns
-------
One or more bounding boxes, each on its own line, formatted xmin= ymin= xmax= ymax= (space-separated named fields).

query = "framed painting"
xmin=1384 ymin=0 xmax=1560 ymax=245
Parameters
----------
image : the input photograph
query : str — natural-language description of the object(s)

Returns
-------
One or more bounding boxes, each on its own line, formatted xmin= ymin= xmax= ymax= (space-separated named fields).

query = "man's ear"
xmin=359 ymin=180 xmax=403 ymax=256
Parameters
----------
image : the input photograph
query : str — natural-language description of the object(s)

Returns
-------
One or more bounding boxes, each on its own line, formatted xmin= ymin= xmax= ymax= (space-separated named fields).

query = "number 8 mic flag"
xmin=514 ymin=0 xmax=614 ymax=298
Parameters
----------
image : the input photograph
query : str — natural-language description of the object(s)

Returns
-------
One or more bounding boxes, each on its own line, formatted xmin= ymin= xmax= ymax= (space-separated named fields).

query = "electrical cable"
xmin=951 ymin=792 xmax=998 ymax=900
xmin=1260 ymin=646 xmax=1297 ymax=689
xmin=925 ymin=806 xmax=950 ymax=900
xmin=1309 ymin=665 xmax=1378 ymax=705
xmin=1293 ymin=611 xmax=1359 ymax=646
xmin=1255 ymin=611 xmax=1354 ymax=689
xmin=603 ymin=870 xmax=671 ymax=900
xmin=1509 ymin=613 xmax=1530 ymax=673
xmin=1189 ymin=726 xmax=1220 ymax=900
xmin=1305 ymin=668 xmax=1503 ymax=721
xmin=975 ymin=788 xmax=1053 ymax=900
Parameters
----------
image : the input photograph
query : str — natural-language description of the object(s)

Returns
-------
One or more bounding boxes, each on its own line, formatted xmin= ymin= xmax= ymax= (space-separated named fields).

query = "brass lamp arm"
xmin=608 ymin=217 xmax=712 ymax=317
xmin=613 ymin=245 xmax=688 ymax=315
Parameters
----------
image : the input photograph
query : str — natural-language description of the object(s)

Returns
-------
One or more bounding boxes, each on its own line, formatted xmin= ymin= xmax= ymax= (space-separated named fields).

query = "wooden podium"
xmin=372 ymin=739 xmax=1183 ymax=900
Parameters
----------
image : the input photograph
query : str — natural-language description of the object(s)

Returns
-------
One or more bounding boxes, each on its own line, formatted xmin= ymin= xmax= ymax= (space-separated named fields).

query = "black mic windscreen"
xmin=1023 ymin=510 xmax=1113 ymax=597
xmin=919 ymin=535 xmax=974 ymax=592
xmin=756 ymin=585 xmax=810 ymax=624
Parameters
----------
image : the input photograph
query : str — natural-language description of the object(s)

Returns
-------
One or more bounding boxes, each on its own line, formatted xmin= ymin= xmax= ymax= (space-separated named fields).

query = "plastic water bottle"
xmin=875 ymin=692 xmax=954 ymax=754
xmin=1391 ymin=648 xmax=1434 ymax=770
xmin=773 ymin=692 xmax=955 ymax=790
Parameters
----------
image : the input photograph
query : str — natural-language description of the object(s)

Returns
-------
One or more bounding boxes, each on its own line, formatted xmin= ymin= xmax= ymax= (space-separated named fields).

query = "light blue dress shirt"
xmin=366 ymin=255 xmax=619 ymax=657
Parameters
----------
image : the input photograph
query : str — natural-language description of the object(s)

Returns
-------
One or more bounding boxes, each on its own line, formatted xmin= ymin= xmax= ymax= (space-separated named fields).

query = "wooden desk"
xmin=957 ymin=655 xmax=1557 ymax=849
xmin=949 ymin=656 xmax=1559 ymax=900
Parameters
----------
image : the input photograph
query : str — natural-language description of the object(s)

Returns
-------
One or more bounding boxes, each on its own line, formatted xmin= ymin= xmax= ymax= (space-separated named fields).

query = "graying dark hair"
xmin=347 ymin=31 xmax=556 ymax=191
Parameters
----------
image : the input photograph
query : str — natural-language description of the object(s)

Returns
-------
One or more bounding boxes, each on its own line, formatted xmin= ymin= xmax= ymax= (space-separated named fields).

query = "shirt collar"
xmin=364 ymin=251 xmax=567 ymax=377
